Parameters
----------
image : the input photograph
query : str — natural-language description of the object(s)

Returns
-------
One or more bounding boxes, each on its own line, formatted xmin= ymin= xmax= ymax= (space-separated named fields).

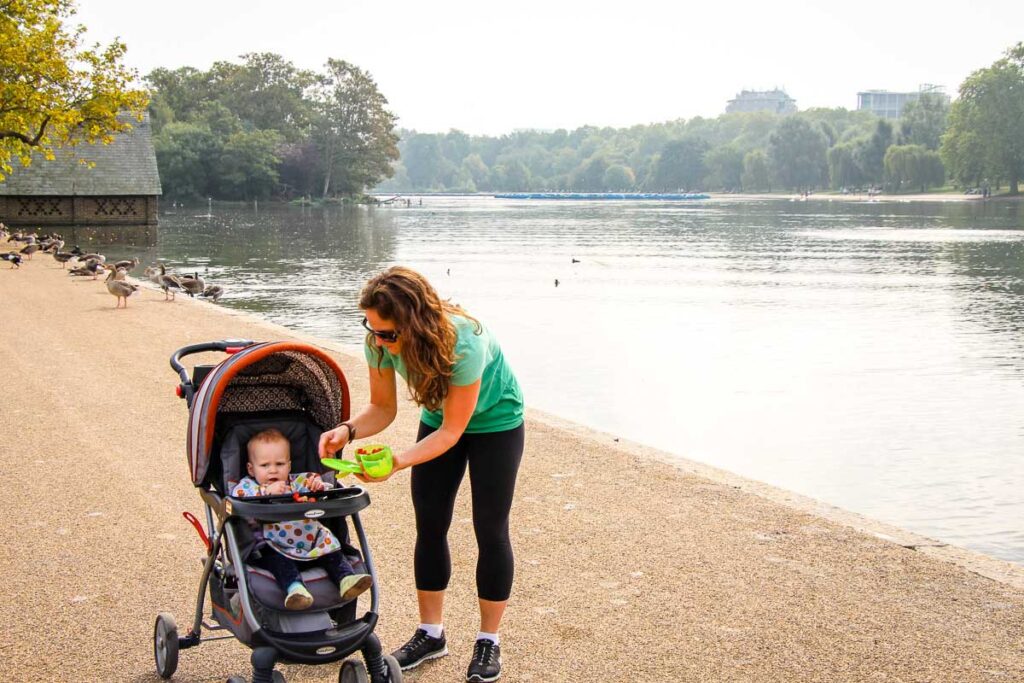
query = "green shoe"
xmin=284 ymin=582 xmax=314 ymax=610
xmin=339 ymin=573 xmax=373 ymax=601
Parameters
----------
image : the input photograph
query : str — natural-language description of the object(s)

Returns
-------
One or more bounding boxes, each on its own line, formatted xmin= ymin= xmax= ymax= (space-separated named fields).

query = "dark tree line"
xmin=378 ymin=103 xmax=954 ymax=195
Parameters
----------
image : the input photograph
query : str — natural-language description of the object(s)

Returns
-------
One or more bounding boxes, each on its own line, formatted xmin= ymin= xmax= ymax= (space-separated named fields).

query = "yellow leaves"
xmin=0 ymin=0 xmax=148 ymax=179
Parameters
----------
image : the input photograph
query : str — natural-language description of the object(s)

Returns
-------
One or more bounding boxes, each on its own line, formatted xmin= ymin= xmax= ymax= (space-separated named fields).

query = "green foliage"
xmin=827 ymin=142 xmax=863 ymax=190
xmin=704 ymin=144 xmax=744 ymax=191
xmin=941 ymin=42 xmax=1024 ymax=194
xmin=143 ymin=42 xmax=1024 ymax=199
xmin=0 ymin=0 xmax=149 ymax=179
xmin=898 ymin=93 xmax=949 ymax=150
xmin=741 ymin=149 xmax=772 ymax=192
xmin=153 ymin=122 xmax=220 ymax=200
xmin=308 ymin=59 xmax=399 ymax=196
xmin=570 ymin=156 xmax=609 ymax=191
xmin=603 ymin=164 xmax=635 ymax=191
xmin=215 ymin=129 xmax=283 ymax=199
xmin=147 ymin=53 xmax=398 ymax=199
xmin=650 ymin=138 xmax=709 ymax=191
xmin=856 ymin=119 xmax=894 ymax=185
xmin=883 ymin=144 xmax=945 ymax=192
xmin=768 ymin=118 xmax=828 ymax=190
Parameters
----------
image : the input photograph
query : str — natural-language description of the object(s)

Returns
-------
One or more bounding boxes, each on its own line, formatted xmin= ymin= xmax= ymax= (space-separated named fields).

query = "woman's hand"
xmin=318 ymin=424 xmax=352 ymax=459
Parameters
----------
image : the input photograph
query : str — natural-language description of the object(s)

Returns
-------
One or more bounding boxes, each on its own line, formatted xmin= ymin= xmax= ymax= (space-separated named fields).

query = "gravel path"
xmin=1 ymin=257 xmax=1022 ymax=683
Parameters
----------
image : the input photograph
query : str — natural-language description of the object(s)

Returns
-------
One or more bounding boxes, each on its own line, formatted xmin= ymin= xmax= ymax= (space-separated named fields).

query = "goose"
xmin=158 ymin=263 xmax=184 ymax=301
xmin=69 ymin=260 xmax=106 ymax=280
xmin=51 ymin=250 xmax=76 ymax=268
xmin=145 ymin=264 xmax=163 ymax=286
xmin=19 ymin=243 xmax=40 ymax=259
xmin=76 ymin=252 xmax=105 ymax=263
xmin=179 ymin=271 xmax=205 ymax=298
xmin=1 ymin=252 xmax=21 ymax=268
xmin=113 ymin=257 xmax=139 ymax=272
xmin=199 ymin=284 xmax=224 ymax=302
xmin=105 ymin=268 xmax=139 ymax=308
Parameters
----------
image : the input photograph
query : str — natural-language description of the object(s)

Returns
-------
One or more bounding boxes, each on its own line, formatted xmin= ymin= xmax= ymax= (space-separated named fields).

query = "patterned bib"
xmin=231 ymin=473 xmax=342 ymax=560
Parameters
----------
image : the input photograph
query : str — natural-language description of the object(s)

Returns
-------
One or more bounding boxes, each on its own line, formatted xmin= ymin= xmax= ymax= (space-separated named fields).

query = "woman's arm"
xmin=318 ymin=364 xmax=399 ymax=458
xmin=390 ymin=378 xmax=481 ymax=472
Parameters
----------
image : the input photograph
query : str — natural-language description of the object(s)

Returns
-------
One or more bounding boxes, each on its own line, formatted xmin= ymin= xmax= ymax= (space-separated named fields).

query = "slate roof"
xmin=0 ymin=113 xmax=161 ymax=196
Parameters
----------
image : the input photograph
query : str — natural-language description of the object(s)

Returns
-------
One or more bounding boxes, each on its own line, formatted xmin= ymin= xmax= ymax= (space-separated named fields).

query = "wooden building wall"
xmin=0 ymin=195 xmax=159 ymax=226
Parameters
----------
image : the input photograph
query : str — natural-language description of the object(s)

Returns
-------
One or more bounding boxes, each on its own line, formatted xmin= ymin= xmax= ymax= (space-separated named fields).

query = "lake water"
xmin=102 ymin=196 xmax=1024 ymax=563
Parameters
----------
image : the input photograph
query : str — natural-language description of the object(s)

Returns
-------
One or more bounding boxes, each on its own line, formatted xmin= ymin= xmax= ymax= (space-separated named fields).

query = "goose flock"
xmin=2 ymin=224 xmax=227 ymax=309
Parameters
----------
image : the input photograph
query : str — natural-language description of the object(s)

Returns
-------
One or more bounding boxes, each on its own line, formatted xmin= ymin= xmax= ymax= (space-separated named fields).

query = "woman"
xmin=319 ymin=266 xmax=525 ymax=683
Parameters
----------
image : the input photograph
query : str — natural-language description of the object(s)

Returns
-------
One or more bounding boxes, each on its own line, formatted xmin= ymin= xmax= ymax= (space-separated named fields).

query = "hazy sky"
xmin=73 ymin=0 xmax=1022 ymax=135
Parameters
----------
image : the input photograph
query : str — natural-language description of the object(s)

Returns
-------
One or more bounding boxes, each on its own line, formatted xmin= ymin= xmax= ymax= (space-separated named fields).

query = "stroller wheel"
xmin=382 ymin=654 xmax=403 ymax=683
xmin=339 ymin=659 xmax=369 ymax=683
xmin=153 ymin=613 xmax=179 ymax=679
xmin=273 ymin=672 xmax=286 ymax=683
xmin=226 ymin=677 xmax=246 ymax=683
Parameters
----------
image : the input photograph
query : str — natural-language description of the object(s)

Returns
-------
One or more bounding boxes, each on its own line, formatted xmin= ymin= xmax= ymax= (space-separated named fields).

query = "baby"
xmin=231 ymin=428 xmax=372 ymax=610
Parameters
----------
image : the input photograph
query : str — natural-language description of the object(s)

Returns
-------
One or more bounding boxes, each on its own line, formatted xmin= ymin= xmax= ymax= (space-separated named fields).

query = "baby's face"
xmin=247 ymin=440 xmax=292 ymax=486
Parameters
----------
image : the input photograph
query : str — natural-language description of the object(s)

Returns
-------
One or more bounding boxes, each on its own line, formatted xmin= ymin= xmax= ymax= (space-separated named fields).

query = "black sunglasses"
xmin=362 ymin=316 xmax=400 ymax=343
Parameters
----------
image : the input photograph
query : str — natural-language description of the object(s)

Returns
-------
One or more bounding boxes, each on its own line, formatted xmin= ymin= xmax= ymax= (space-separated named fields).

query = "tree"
xmin=941 ymin=42 xmax=1024 ymax=195
xmin=214 ymin=129 xmax=283 ymax=200
xmin=210 ymin=53 xmax=314 ymax=141
xmin=827 ymin=142 xmax=864 ymax=190
xmin=153 ymin=122 xmax=220 ymax=200
xmin=898 ymin=93 xmax=949 ymax=150
xmin=403 ymin=134 xmax=444 ymax=189
xmin=649 ymin=138 xmax=709 ymax=191
xmin=491 ymin=160 xmax=531 ymax=191
xmin=461 ymin=154 xmax=490 ymax=191
xmin=741 ymin=149 xmax=772 ymax=192
xmin=570 ymin=156 xmax=609 ymax=191
xmin=768 ymin=118 xmax=828 ymax=190
xmin=603 ymin=164 xmax=635 ymax=191
xmin=856 ymin=119 xmax=893 ymax=185
xmin=704 ymin=144 xmax=744 ymax=190
xmin=310 ymin=59 xmax=399 ymax=196
xmin=145 ymin=67 xmax=213 ymax=130
xmin=0 ymin=0 xmax=148 ymax=179
xmin=884 ymin=144 xmax=944 ymax=193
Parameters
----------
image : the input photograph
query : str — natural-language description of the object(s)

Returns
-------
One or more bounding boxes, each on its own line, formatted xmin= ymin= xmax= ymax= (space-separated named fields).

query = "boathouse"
xmin=0 ymin=113 xmax=161 ymax=227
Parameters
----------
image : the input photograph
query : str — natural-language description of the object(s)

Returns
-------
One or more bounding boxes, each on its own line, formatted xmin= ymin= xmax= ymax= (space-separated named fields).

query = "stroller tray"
xmin=225 ymin=486 xmax=371 ymax=522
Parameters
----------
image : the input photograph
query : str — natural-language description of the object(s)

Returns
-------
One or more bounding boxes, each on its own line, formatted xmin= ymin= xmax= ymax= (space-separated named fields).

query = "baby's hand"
xmin=306 ymin=473 xmax=324 ymax=492
xmin=264 ymin=481 xmax=289 ymax=496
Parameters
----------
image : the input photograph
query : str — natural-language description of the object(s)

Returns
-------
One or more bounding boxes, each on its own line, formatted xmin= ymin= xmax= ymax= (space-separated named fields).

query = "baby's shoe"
xmin=284 ymin=581 xmax=314 ymax=610
xmin=339 ymin=573 xmax=373 ymax=602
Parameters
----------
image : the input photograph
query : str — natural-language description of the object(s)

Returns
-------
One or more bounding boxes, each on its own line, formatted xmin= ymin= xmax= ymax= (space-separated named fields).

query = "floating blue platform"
xmin=494 ymin=192 xmax=710 ymax=200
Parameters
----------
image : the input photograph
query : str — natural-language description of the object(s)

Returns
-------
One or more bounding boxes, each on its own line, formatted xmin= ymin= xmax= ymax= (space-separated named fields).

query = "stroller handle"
xmin=170 ymin=340 xmax=255 ymax=404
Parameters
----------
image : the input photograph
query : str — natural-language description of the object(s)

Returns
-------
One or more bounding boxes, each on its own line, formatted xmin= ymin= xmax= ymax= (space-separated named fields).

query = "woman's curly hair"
xmin=359 ymin=266 xmax=480 ymax=411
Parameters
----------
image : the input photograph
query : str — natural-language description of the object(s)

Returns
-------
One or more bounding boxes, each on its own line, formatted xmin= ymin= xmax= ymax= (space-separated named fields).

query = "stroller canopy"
xmin=186 ymin=342 xmax=350 ymax=487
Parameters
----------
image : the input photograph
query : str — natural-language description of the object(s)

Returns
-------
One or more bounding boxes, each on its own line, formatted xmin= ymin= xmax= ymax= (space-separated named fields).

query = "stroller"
xmin=153 ymin=339 xmax=403 ymax=683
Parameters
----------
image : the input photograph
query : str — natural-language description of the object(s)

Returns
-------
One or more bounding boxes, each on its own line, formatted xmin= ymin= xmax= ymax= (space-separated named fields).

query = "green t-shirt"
xmin=363 ymin=314 xmax=524 ymax=433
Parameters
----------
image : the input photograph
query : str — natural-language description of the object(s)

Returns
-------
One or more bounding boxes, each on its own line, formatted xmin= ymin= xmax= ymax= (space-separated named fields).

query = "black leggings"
xmin=412 ymin=421 xmax=525 ymax=601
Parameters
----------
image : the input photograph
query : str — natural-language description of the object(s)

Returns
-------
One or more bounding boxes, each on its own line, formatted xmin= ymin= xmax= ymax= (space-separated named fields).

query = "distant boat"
xmin=494 ymin=192 xmax=710 ymax=200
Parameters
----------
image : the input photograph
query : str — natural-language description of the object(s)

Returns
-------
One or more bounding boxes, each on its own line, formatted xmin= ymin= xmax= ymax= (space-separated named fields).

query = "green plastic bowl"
xmin=355 ymin=444 xmax=393 ymax=478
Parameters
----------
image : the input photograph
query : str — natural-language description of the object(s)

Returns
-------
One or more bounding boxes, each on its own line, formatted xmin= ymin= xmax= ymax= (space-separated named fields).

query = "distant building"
xmin=856 ymin=84 xmax=950 ymax=120
xmin=726 ymin=89 xmax=797 ymax=115
xmin=0 ymin=113 xmax=161 ymax=227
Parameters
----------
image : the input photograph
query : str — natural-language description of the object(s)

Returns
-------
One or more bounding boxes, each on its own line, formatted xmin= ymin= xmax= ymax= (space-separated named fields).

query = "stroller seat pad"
xmin=246 ymin=564 xmax=355 ymax=611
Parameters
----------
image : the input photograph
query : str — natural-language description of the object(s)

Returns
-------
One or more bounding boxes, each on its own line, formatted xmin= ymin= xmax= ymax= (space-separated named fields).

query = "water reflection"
xmin=97 ymin=197 xmax=1024 ymax=563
